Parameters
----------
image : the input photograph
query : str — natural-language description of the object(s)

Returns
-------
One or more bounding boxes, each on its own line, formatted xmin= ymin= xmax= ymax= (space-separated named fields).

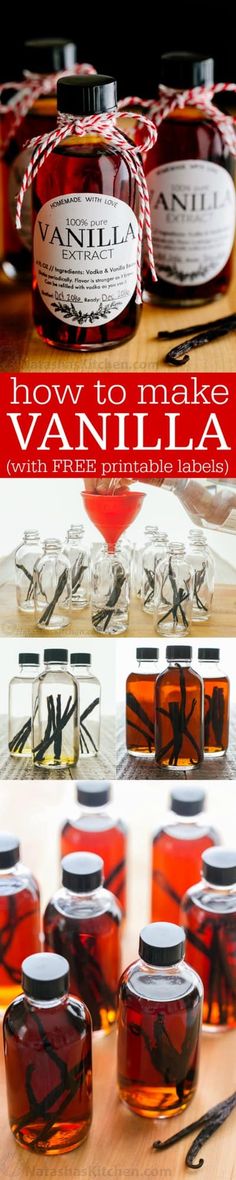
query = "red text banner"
xmin=0 ymin=371 xmax=234 ymax=478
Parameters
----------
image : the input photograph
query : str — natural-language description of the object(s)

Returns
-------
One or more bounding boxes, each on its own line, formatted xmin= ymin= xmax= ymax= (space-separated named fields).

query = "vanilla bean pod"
xmin=92 ymin=571 xmax=126 ymax=632
xmin=158 ymin=312 xmax=236 ymax=341
xmin=33 ymin=693 xmax=77 ymax=762
xmin=152 ymin=1091 xmax=236 ymax=1170
xmin=38 ymin=569 xmax=68 ymax=627
xmin=165 ymin=317 xmax=236 ymax=365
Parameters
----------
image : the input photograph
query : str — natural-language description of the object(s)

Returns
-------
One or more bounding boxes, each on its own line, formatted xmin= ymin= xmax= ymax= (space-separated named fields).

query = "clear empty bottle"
xmin=3 ymin=952 xmax=92 ymax=1154
xmin=187 ymin=530 xmax=215 ymax=622
xmin=8 ymin=652 xmax=39 ymax=758
xmin=155 ymin=543 xmax=193 ymax=634
xmin=141 ymin=528 xmax=164 ymax=614
xmin=126 ymin=647 xmax=159 ymax=756
xmin=63 ymin=525 xmax=91 ymax=609
xmin=70 ymin=653 xmax=101 ymax=757
xmin=15 ymin=531 xmax=42 ymax=613
xmin=198 ymin=647 xmax=230 ymax=757
xmin=32 ymin=649 xmax=79 ymax=769
xmin=91 ymin=548 xmax=130 ymax=635
xmin=0 ymin=834 xmax=40 ymax=1010
xmin=151 ymin=786 xmax=220 ymax=924
xmin=117 ymin=922 xmax=203 ymax=1118
xmin=34 ymin=539 xmax=72 ymax=630
xmin=155 ymin=645 xmax=203 ymax=768
xmin=44 ymin=852 xmax=122 ymax=1033
xmin=60 ymin=781 xmax=128 ymax=914
xmin=181 ymin=848 xmax=236 ymax=1031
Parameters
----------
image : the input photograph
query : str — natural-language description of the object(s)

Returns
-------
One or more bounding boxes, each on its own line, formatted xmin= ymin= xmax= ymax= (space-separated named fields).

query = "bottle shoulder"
xmin=45 ymin=885 xmax=122 ymax=924
xmin=182 ymin=881 xmax=236 ymax=915
xmin=3 ymin=993 xmax=91 ymax=1039
xmin=119 ymin=957 xmax=203 ymax=1004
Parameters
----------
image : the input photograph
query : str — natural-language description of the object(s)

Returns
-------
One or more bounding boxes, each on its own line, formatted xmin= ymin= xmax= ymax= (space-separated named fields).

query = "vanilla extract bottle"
xmin=8 ymin=653 xmax=39 ymax=758
xmin=32 ymin=75 xmax=141 ymax=350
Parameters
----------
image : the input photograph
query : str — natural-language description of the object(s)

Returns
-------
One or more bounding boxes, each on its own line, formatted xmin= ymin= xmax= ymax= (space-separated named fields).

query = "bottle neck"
xmin=44 ymin=661 xmax=68 ymax=671
xmin=137 ymin=659 xmax=159 ymax=672
xmin=25 ymin=993 xmax=67 ymax=1009
xmin=167 ymin=659 xmax=191 ymax=669
xmin=23 ymin=530 xmax=40 ymax=543
xmin=139 ymin=955 xmax=185 ymax=974
xmin=43 ymin=540 xmax=62 ymax=555
xmin=202 ymin=877 xmax=236 ymax=894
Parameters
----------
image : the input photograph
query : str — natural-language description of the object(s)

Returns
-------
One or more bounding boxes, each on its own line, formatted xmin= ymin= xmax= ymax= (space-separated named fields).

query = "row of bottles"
xmin=137 ymin=527 xmax=215 ymax=630
xmin=2 ymin=53 xmax=235 ymax=347
xmin=1 ymin=825 xmax=236 ymax=1148
xmin=15 ymin=527 xmax=90 ymax=621
xmin=8 ymin=649 xmax=101 ymax=766
xmin=126 ymin=645 xmax=230 ymax=765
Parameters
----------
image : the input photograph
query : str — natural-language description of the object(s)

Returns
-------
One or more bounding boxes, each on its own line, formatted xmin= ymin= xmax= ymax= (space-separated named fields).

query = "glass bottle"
xmin=70 ymin=652 xmax=101 ymax=757
xmin=181 ymin=848 xmax=236 ymax=1031
xmin=3 ymin=952 xmax=92 ymax=1153
xmin=141 ymin=528 xmax=166 ymax=614
xmin=132 ymin=526 xmax=154 ymax=599
xmin=154 ymin=543 xmax=193 ymax=634
xmin=32 ymin=74 xmax=140 ymax=351
xmin=1 ymin=40 xmax=77 ymax=278
xmin=32 ymin=648 xmax=79 ymax=769
xmin=117 ymin=922 xmax=203 ymax=1117
xmin=143 ymin=52 xmax=235 ymax=304
xmin=44 ymin=852 xmax=122 ymax=1033
xmin=63 ymin=525 xmax=91 ymax=608
xmin=34 ymin=539 xmax=72 ymax=630
xmin=186 ymin=530 xmax=215 ymax=622
xmin=126 ymin=646 xmax=159 ymax=757
xmin=91 ymin=547 xmax=130 ymax=635
xmin=60 ymin=781 xmax=128 ymax=914
xmin=8 ymin=652 xmax=40 ymax=758
xmin=198 ymin=647 xmax=230 ymax=757
xmin=151 ymin=786 xmax=221 ymax=924
xmin=0 ymin=834 xmax=40 ymax=1010
xmin=155 ymin=645 xmax=203 ymax=769
xmin=15 ymin=530 xmax=43 ymax=613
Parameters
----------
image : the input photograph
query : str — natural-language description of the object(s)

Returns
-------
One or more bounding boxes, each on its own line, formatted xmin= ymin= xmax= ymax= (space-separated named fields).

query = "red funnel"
xmin=82 ymin=490 xmax=145 ymax=550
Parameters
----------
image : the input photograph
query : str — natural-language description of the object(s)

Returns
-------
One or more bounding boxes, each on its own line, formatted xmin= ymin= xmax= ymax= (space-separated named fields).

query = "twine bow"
xmin=0 ymin=63 xmax=96 ymax=153
xmin=118 ymin=82 xmax=236 ymax=156
xmin=15 ymin=109 xmax=157 ymax=302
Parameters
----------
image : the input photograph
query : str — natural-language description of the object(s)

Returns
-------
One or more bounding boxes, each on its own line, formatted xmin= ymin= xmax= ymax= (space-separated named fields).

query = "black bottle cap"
xmin=57 ymin=74 xmax=117 ymax=116
xmin=70 ymin=653 xmax=91 ymax=666
xmin=170 ymin=786 xmax=205 ymax=816
xmin=62 ymin=851 xmax=103 ymax=892
xmin=18 ymin=652 xmax=40 ymax=666
xmin=198 ymin=648 xmax=220 ymax=661
xmin=24 ymin=39 xmax=77 ymax=74
xmin=139 ymin=922 xmax=185 ymax=967
xmin=136 ymin=647 xmax=159 ymax=660
xmin=166 ymin=645 xmax=192 ymax=661
xmin=22 ymin=953 xmax=69 ymax=1000
xmin=44 ymin=649 xmax=68 ymax=663
xmin=202 ymin=847 xmax=236 ymax=886
xmin=76 ymin=782 xmax=111 ymax=807
xmin=0 ymin=833 xmax=20 ymax=869
xmin=160 ymin=52 xmax=214 ymax=90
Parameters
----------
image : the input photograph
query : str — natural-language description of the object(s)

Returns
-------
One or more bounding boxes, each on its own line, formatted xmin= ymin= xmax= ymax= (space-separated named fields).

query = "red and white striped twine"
xmin=0 ymin=63 xmax=96 ymax=152
xmin=118 ymin=82 xmax=236 ymax=155
xmin=15 ymin=110 xmax=157 ymax=303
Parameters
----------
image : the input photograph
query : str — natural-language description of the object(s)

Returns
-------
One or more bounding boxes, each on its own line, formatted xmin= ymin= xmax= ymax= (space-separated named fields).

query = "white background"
xmin=1 ymin=479 xmax=236 ymax=580
xmin=116 ymin=637 xmax=236 ymax=705
xmin=0 ymin=637 xmax=116 ymax=716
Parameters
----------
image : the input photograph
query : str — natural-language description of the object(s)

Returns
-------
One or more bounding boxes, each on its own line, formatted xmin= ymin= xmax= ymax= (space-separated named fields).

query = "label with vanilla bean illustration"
xmin=146 ymin=159 xmax=236 ymax=284
xmin=33 ymin=193 xmax=138 ymax=325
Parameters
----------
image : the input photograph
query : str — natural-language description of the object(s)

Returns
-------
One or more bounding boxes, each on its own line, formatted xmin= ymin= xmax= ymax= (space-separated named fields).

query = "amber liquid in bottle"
xmin=151 ymin=821 xmax=218 ymax=923
xmin=155 ymin=658 xmax=203 ymax=768
xmin=32 ymin=137 xmax=140 ymax=350
xmin=118 ymin=936 xmax=203 ymax=1118
xmin=60 ymin=816 xmax=127 ymax=914
xmin=181 ymin=884 xmax=236 ymax=1029
xmin=3 ymin=991 xmax=92 ymax=1153
xmin=1 ymin=99 xmax=56 ymax=275
xmin=126 ymin=651 xmax=159 ymax=756
xmin=0 ymin=874 xmax=40 ymax=1009
xmin=44 ymin=873 xmax=121 ymax=1033
xmin=203 ymin=676 xmax=229 ymax=755
xmin=143 ymin=108 xmax=235 ymax=305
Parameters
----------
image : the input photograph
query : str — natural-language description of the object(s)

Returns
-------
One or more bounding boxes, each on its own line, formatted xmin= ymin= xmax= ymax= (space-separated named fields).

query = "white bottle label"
xmin=33 ymin=193 xmax=138 ymax=325
xmin=146 ymin=160 xmax=236 ymax=285
xmin=9 ymin=148 xmax=32 ymax=250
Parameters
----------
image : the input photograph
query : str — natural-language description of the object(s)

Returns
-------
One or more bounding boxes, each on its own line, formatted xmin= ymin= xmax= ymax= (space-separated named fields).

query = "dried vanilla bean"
xmin=164 ymin=317 xmax=236 ymax=366
xmin=158 ymin=311 xmax=236 ymax=341
xmin=152 ymin=1090 xmax=236 ymax=1170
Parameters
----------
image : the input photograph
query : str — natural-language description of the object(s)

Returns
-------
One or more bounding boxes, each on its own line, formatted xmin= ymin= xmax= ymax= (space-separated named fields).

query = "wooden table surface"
xmin=0 ymin=780 xmax=235 ymax=1180
xmin=0 ymin=581 xmax=235 ymax=636
xmin=1 ymin=267 xmax=236 ymax=372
